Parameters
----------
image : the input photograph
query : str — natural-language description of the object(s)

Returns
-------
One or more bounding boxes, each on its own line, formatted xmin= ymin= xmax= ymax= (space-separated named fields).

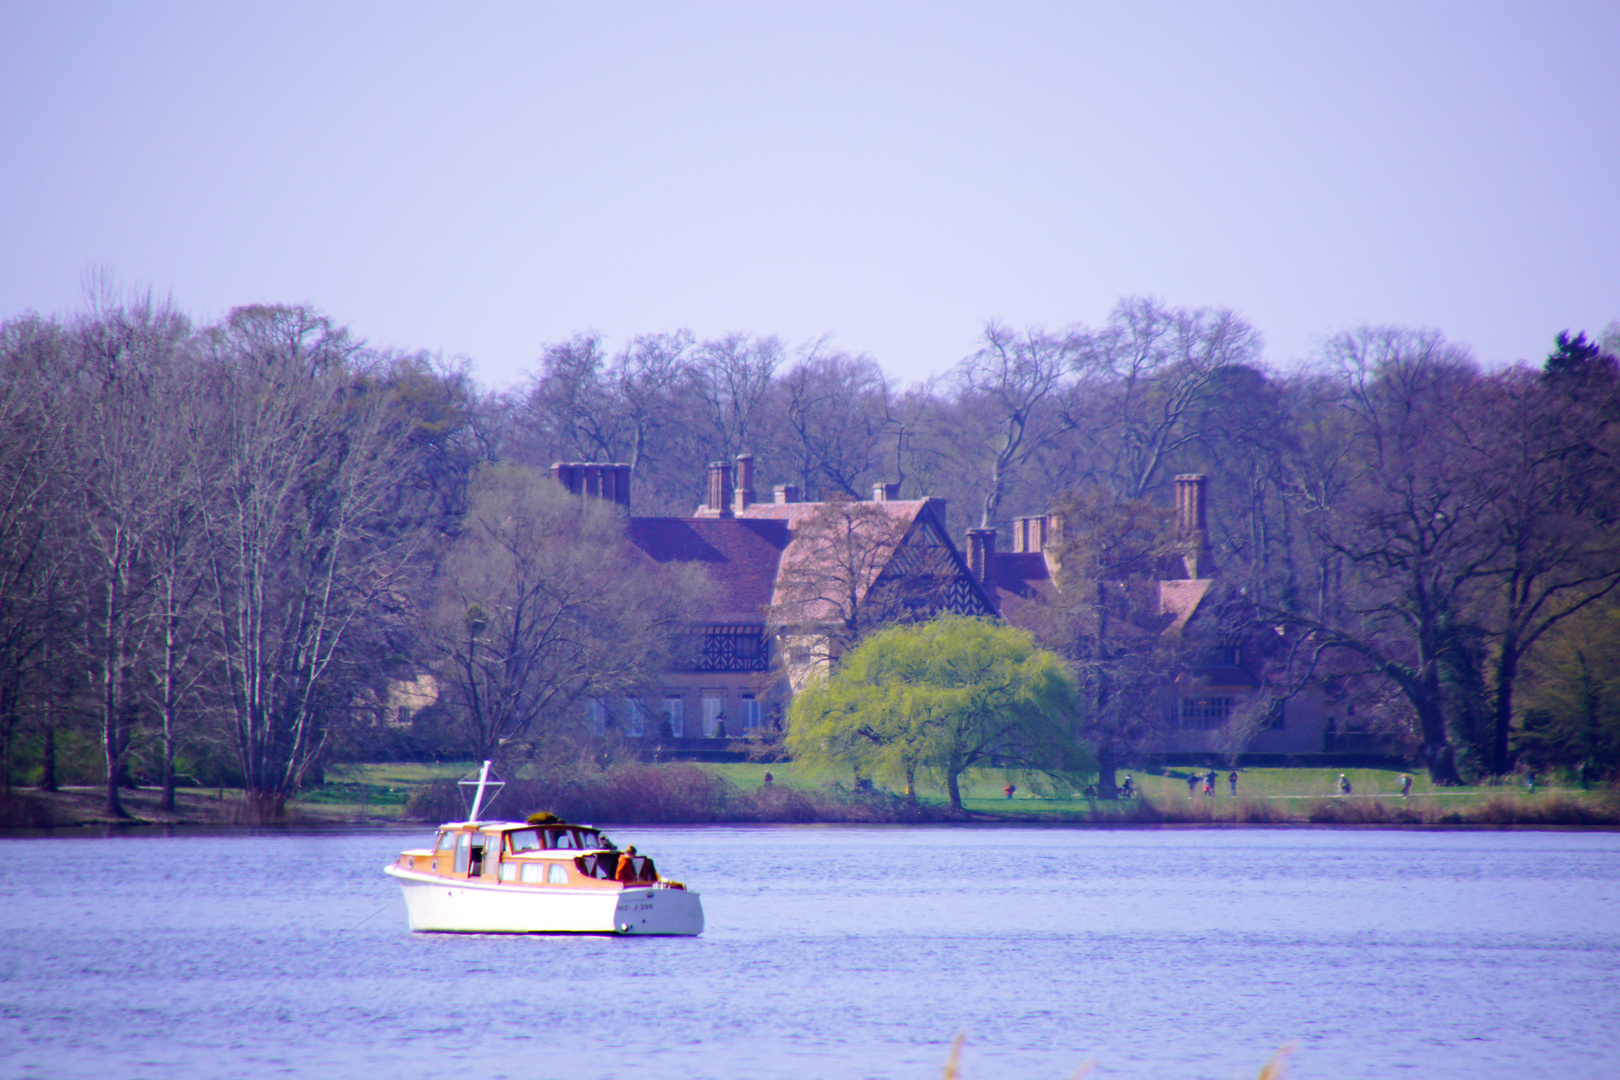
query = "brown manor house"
xmin=494 ymin=457 xmax=1382 ymax=764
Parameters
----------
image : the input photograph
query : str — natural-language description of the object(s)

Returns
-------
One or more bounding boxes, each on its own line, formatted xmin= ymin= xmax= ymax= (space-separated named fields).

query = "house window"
xmin=740 ymin=694 xmax=762 ymax=730
xmin=702 ymin=690 xmax=725 ymax=738
xmin=625 ymin=698 xmax=646 ymax=737
xmin=585 ymin=698 xmax=607 ymax=734
xmin=1179 ymin=696 xmax=1232 ymax=730
xmin=663 ymin=694 xmax=683 ymax=737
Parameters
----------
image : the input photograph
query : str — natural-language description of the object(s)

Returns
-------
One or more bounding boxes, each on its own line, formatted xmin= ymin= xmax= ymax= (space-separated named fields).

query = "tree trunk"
xmin=1490 ymin=638 xmax=1521 ymax=778
xmin=1095 ymin=745 xmax=1118 ymax=799
xmin=946 ymin=767 xmax=963 ymax=812
xmin=38 ymin=722 xmax=57 ymax=792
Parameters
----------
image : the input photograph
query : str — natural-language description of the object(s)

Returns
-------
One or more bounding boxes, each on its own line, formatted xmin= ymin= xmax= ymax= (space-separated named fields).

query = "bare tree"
xmin=953 ymin=322 xmax=1075 ymax=527
xmin=1034 ymin=489 xmax=1185 ymax=798
xmin=779 ymin=345 xmax=894 ymax=498
xmin=1066 ymin=297 xmax=1261 ymax=500
xmin=64 ymin=293 xmax=193 ymax=816
xmin=0 ymin=315 xmax=79 ymax=795
xmin=686 ymin=333 xmax=783 ymax=461
xmin=1276 ymin=327 xmax=1497 ymax=783
xmin=428 ymin=466 xmax=707 ymax=761
xmin=200 ymin=305 xmax=423 ymax=819
xmin=1472 ymin=360 xmax=1620 ymax=775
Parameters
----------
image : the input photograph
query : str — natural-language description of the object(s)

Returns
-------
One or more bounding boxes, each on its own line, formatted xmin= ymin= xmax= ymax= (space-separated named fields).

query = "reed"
xmin=402 ymin=763 xmax=950 ymax=824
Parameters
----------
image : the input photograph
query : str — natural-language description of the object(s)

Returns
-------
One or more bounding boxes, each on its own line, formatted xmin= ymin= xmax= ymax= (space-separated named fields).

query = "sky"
xmin=2 ymin=1 xmax=1617 ymax=389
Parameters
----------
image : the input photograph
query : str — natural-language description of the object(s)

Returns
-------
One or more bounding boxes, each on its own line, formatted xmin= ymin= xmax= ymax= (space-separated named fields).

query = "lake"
xmin=1 ymin=825 xmax=1617 ymax=1079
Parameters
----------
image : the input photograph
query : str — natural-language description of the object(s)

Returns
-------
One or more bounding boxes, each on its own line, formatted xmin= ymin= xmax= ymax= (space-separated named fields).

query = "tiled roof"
xmin=742 ymin=500 xmax=940 ymax=615
xmin=626 ymin=498 xmax=965 ymax=626
xmin=627 ymin=517 xmax=790 ymax=623
xmin=988 ymin=548 xmax=1213 ymax=639
xmin=983 ymin=551 xmax=1057 ymax=626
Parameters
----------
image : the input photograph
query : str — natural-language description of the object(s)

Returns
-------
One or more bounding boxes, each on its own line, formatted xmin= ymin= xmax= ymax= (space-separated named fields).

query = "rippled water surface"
xmin=2 ymin=825 xmax=1617 ymax=1079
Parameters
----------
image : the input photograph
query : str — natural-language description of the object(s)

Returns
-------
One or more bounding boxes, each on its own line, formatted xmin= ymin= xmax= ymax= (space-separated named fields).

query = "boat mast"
xmin=468 ymin=760 xmax=492 ymax=820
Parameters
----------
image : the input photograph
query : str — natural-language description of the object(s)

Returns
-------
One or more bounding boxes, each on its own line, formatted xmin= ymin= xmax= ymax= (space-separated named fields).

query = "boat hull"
xmin=384 ymin=865 xmax=704 ymax=935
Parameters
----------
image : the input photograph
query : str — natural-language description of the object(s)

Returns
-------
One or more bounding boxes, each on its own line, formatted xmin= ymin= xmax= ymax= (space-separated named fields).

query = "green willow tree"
xmin=787 ymin=616 xmax=1086 ymax=811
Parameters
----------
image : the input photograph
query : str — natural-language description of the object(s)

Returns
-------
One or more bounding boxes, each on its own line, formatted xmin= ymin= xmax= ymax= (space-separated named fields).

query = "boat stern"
xmin=613 ymin=885 xmax=705 ymax=936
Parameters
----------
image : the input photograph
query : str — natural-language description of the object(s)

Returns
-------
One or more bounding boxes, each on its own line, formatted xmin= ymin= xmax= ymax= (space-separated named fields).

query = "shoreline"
xmin=4 ymin=784 xmax=1616 ymax=831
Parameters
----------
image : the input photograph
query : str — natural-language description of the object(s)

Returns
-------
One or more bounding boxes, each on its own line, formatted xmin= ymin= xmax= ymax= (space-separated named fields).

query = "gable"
xmin=869 ymin=514 xmax=996 ymax=620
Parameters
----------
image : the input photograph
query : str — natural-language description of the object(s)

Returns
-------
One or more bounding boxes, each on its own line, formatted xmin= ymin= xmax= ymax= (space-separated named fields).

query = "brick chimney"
xmin=696 ymin=461 xmax=734 ymax=518
xmin=551 ymin=462 xmax=631 ymax=510
xmin=773 ymin=483 xmax=800 ymax=504
xmin=733 ymin=454 xmax=756 ymax=513
xmin=871 ymin=481 xmax=901 ymax=502
xmin=966 ymin=527 xmax=996 ymax=586
xmin=1174 ymin=473 xmax=1214 ymax=578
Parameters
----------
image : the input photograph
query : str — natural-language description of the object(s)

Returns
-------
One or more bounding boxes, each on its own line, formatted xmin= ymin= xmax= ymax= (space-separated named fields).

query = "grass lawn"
xmin=274 ymin=758 xmax=1611 ymax=825
xmin=701 ymin=760 xmax=1605 ymax=820
xmin=291 ymin=761 xmax=476 ymax=819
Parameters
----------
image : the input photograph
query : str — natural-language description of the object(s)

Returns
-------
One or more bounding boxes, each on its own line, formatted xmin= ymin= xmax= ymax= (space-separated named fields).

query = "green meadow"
xmin=275 ymin=759 xmax=1616 ymax=826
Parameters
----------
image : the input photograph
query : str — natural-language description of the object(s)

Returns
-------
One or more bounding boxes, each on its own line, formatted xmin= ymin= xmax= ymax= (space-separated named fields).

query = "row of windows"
xmin=1179 ymin=697 xmax=1232 ymax=730
xmin=1174 ymin=696 xmax=1286 ymax=730
xmin=586 ymin=691 xmax=766 ymax=738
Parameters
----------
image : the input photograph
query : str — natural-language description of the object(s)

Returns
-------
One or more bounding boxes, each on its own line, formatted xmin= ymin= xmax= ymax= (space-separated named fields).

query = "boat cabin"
xmin=392 ymin=822 xmax=662 ymax=888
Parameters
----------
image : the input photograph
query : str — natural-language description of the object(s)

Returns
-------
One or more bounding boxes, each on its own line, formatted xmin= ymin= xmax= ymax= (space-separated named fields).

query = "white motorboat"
xmin=383 ymin=762 xmax=704 ymax=935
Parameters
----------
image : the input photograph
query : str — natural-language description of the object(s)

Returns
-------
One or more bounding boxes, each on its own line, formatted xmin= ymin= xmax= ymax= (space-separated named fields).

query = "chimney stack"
xmin=551 ymin=462 xmax=631 ymax=510
xmin=733 ymin=454 xmax=756 ymax=513
xmin=774 ymin=483 xmax=800 ymax=504
xmin=697 ymin=461 xmax=734 ymax=518
xmin=871 ymin=482 xmax=901 ymax=502
xmin=966 ymin=528 xmax=997 ymax=586
xmin=1173 ymin=473 xmax=1214 ymax=578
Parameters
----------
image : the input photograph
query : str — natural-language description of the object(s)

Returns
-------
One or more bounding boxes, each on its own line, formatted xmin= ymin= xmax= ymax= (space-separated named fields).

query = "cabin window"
xmin=453 ymin=832 xmax=471 ymax=874
xmin=547 ymin=863 xmax=570 ymax=885
xmin=509 ymin=829 xmax=542 ymax=853
xmin=520 ymin=863 xmax=545 ymax=884
xmin=500 ymin=862 xmax=518 ymax=883
xmin=551 ymin=830 xmax=576 ymax=850
xmin=435 ymin=830 xmax=456 ymax=852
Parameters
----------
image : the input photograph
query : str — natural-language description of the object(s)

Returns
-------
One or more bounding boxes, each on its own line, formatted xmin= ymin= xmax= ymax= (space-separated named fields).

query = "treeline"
xmin=3 ymin=291 xmax=1619 ymax=816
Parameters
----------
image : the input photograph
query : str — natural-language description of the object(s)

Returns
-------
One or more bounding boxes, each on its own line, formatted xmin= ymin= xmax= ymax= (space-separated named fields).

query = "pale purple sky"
xmin=3 ymin=2 xmax=1616 ymax=387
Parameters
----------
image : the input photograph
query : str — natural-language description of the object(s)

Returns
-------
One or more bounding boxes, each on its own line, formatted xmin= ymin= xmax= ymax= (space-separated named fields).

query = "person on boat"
xmin=616 ymin=845 xmax=640 ymax=883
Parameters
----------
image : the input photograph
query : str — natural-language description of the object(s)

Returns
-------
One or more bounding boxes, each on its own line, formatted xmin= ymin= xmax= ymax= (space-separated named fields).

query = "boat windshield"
xmin=504 ymin=827 xmax=608 ymax=851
